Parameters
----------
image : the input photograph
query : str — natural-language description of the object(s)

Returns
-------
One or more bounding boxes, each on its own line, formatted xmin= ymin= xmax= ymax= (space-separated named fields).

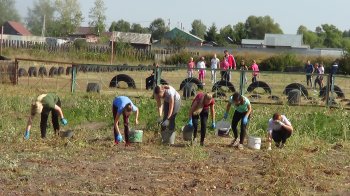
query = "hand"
xmin=224 ymin=112 xmax=228 ymax=120
xmin=161 ymin=119 xmax=170 ymax=127
xmin=212 ymin=122 xmax=216 ymax=129
xmin=188 ymin=119 xmax=193 ymax=127
xmin=24 ymin=130 xmax=30 ymax=140
xmin=275 ymin=120 xmax=284 ymax=126
xmin=61 ymin=118 xmax=68 ymax=126
xmin=242 ymin=116 xmax=249 ymax=125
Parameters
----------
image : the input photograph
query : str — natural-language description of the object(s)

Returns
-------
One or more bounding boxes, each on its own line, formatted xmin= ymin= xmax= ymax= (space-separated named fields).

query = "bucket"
xmin=248 ymin=136 xmax=262 ymax=150
xmin=161 ymin=130 xmax=176 ymax=144
xmin=215 ymin=120 xmax=231 ymax=137
xmin=182 ymin=125 xmax=194 ymax=141
xmin=129 ymin=130 xmax=143 ymax=143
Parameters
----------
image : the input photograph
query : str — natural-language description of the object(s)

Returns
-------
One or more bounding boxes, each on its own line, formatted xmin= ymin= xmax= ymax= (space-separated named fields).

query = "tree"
xmin=26 ymin=0 xmax=56 ymax=36
xmin=190 ymin=19 xmax=206 ymax=39
xmin=297 ymin=25 xmax=323 ymax=48
xmin=131 ymin=23 xmax=149 ymax=34
xmin=149 ymin=18 xmax=168 ymax=40
xmin=321 ymin=24 xmax=343 ymax=48
xmin=0 ymin=0 xmax=21 ymax=25
xmin=204 ymin=23 xmax=218 ymax=42
xmin=54 ymin=0 xmax=83 ymax=36
xmin=109 ymin=20 xmax=130 ymax=32
xmin=245 ymin=15 xmax=283 ymax=39
xmin=169 ymin=33 xmax=187 ymax=51
xmin=233 ymin=22 xmax=248 ymax=44
xmin=88 ymin=0 xmax=106 ymax=35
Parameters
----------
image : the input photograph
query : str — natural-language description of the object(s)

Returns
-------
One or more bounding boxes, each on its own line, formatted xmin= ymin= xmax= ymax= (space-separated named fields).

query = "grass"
xmin=0 ymin=85 xmax=349 ymax=195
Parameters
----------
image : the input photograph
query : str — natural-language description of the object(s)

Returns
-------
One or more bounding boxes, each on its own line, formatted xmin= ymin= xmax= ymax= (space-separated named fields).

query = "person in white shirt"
xmin=197 ymin=57 xmax=206 ymax=85
xmin=267 ymin=113 xmax=294 ymax=149
xmin=318 ymin=63 xmax=325 ymax=88
xmin=210 ymin=54 xmax=220 ymax=84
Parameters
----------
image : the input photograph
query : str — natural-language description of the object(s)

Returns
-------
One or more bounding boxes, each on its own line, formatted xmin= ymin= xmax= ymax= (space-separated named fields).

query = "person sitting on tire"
xmin=187 ymin=92 xmax=216 ymax=146
xmin=154 ymin=85 xmax=181 ymax=144
xmin=112 ymin=96 xmax=139 ymax=146
xmin=224 ymin=92 xmax=252 ymax=150
xmin=24 ymin=93 xmax=68 ymax=140
xmin=267 ymin=113 xmax=293 ymax=149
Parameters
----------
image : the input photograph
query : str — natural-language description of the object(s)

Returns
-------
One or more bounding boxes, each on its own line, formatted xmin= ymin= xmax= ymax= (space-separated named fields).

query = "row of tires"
xmin=103 ymin=74 xmax=346 ymax=100
xmin=77 ymin=64 xmax=180 ymax=73
xmin=18 ymin=67 xmax=72 ymax=77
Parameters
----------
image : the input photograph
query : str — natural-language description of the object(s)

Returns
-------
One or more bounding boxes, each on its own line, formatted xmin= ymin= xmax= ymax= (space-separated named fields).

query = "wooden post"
xmin=0 ymin=26 xmax=3 ymax=56
xmin=110 ymin=32 xmax=115 ymax=65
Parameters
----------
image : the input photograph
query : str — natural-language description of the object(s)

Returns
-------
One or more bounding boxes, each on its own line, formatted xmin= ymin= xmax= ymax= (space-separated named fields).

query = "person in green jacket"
xmin=24 ymin=93 xmax=68 ymax=139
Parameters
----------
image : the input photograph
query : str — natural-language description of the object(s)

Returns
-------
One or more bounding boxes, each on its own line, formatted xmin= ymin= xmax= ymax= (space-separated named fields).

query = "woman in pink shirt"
xmin=250 ymin=60 xmax=260 ymax=83
xmin=220 ymin=56 xmax=230 ymax=81
xmin=187 ymin=57 xmax=195 ymax=78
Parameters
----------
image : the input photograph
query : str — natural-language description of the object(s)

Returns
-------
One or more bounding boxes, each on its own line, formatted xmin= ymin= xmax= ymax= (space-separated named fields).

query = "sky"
xmin=15 ymin=0 xmax=350 ymax=34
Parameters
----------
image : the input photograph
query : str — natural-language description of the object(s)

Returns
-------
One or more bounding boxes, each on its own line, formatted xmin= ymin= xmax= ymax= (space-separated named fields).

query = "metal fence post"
xmin=155 ymin=66 xmax=161 ymax=86
xmin=239 ymin=70 xmax=246 ymax=96
xmin=325 ymin=74 xmax=330 ymax=107
xmin=71 ymin=64 xmax=77 ymax=93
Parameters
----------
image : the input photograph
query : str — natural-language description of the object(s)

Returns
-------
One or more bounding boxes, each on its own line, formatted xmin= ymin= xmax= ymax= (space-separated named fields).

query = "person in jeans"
xmin=210 ymin=54 xmax=220 ymax=84
xmin=187 ymin=92 xmax=216 ymax=146
xmin=24 ymin=93 xmax=68 ymax=140
xmin=187 ymin=57 xmax=195 ymax=78
xmin=112 ymin=96 xmax=139 ymax=146
xmin=220 ymin=56 xmax=230 ymax=81
xmin=318 ymin=63 xmax=325 ymax=89
xmin=313 ymin=63 xmax=321 ymax=90
xmin=224 ymin=50 xmax=236 ymax=81
xmin=305 ymin=60 xmax=314 ymax=88
xmin=154 ymin=85 xmax=181 ymax=143
xmin=267 ymin=113 xmax=293 ymax=149
xmin=224 ymin=92 xmax=252 ymax=150
xmin=250 ymin=60 xmax=260 ymax=83
xmin=240 ymin=60 xmax=248 ymax=84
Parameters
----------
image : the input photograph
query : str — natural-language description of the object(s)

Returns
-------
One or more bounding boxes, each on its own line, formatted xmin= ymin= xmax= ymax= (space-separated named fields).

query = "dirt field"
xmin=1 ymin=120 xmax=350 ymax=196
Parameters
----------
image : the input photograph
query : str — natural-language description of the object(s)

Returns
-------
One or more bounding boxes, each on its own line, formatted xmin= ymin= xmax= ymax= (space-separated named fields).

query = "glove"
xmin=212 ymin=122 xmax=216 ymax=129
xmin=161 ymin=119 xmax=170 ymax=127
xmin=188 ymin=119 xmax=193 ymax=127
xmin=24 ymin=130 xmax=30 ymax=140
xmin=224 ymin=112 xmax=228 ymax=120
xmin=242 ymin=116 xmax=249 ymax=125
xmin=61 ymin=118 xmax=68 ymax=126
xmin=115 ymin=134 xmax=123 ymax=143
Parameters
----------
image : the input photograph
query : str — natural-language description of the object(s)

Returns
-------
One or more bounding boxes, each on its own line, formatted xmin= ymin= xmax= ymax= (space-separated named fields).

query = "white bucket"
xmin=248 ymin=136 xmax=262 ymax=150
xmin=161 ymin=130 xmax=176 ymax=145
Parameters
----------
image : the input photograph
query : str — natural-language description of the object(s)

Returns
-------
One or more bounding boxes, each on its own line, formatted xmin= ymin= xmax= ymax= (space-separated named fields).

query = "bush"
xmin=260 ymin=53 xmax=303 ymax=71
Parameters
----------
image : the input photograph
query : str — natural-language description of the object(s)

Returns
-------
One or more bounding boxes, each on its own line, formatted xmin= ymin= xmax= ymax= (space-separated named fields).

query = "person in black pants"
xmin=224 ymin=93 xmax=252 ymax=150
xmin=24 ymin=93 xmax=68 ymax=140
xmin=267 ymin=113 xmax=294 ymax=149
xmin=187 ymin=93 xmax=216 ymax=146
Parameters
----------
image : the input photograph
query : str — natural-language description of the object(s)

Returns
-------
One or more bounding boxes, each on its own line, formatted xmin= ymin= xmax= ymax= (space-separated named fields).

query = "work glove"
xmin=161 ymin=119 xmax=170 ymax=127
xmin=211 ymin=122 xmax=216 ymax=129
xmin=61 ymin=118 xmax=68 ymax=126
xmin=24 ymin=130 xmax=30 ymax=140
xmin=223 ymin=112 xmax=229 ymax=120
xmin=115 ymin=134 xmax=123 ymax=143
xmin=188 ymin=119 xmax=193 ymax=127
xmin=242 ymin=116 xmax=249 ymax=125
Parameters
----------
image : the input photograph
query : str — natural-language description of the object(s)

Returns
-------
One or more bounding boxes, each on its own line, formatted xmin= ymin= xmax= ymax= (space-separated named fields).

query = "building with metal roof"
xmin=110 ymin=31 xmax=152 ymax=50
xmin=264 ymin=34 xmax=309 ymax=49
xmin=3 ymin=21 xmax=32 ymax=36
xmin=241 ymin=39 xmax=265 ymax=48
xmin=162 ymin=27 xmax=204 ymax=46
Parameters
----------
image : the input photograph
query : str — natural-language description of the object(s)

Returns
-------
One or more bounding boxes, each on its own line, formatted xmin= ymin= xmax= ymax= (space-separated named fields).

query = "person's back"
xmin=211 ymin=57 xmax=219 ymax=69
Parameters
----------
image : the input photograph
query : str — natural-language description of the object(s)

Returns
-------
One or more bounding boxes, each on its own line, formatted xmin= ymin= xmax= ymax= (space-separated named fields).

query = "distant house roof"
xmin=72 ymin=27 xmax=96 ymax=36
xmin=264 ymin=34 xmax=304 ymax=48
xmin=110 ymin=31 xmax=152 ymax=45
xmin=163 ymin=27 xmax=204 ymax=43
xmin=3 ymin=21 xmax=32 ymax=36
xmin=241 ymin=39 xmax=264 ymax=45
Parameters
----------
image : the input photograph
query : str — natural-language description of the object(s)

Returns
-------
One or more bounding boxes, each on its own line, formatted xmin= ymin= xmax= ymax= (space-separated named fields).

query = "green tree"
xmin=109 ymin=20 xmax=130 ymax=32
xmin=297 ymin=25 xmax=324 ymax=48
xmin=190 ymin=19 xmax=207 ymax=39
xmin=217 ymin=25 xmax=235 ymax=46
xmin=204 ymin=23 xmax=218 ymax=42
xmin=26 ymin=0 xmax=56 ymax=36
xmin=54 ymin=0 xmax=83 ymax=36
xmin=321 ymin=24 xmax=343 ymax=48
xmin=88 ymin=0 xmax=106 ymax=35
xmin=131 ymin=23 xmax=149 ymax=34
xmin=0 ymin=0 xmax=20 ymax=25
xmin=245 ymin=15 xmax=283 ymax=39
xmin=168 ymin=33 xmax=187 ymax=51
xmin=233 ymin=22 xmax=248 ymax=44
xmin=149 ymin=18 xmax=168 ymax=40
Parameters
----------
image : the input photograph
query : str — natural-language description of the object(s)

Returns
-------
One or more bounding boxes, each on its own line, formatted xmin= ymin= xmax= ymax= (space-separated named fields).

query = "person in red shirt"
xmin=224 ymin=50 xmax=236 ymax=81
xmin=187 ymin=57 xmax=195 ymax=78
xmin=220 ymin=56 xmax=230 ymax=81
xmin=250 ymin=60 xmax=260 ymax=83
xmin=187 ymin=92 xmax=216 ymax=146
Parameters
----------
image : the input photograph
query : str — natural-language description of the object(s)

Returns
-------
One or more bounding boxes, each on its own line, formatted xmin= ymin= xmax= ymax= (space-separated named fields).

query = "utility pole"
xmin=41 ymin=15 xmax=46 ymax=37
xmin=0 ymin=26 xmax=3 ymax=56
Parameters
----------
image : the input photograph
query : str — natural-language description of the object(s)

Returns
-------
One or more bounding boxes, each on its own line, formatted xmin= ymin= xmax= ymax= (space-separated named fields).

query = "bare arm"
xmin=114 ymin=113 xmax=121 ymax=136
xmin=167 ymin=96 xmax=175 ymax=120
xmin=156 ymin=96 xmax=162 ymax=117
xmin=25 ymin=115 xmax=34 ymax=132
xmin=245 ymin=104 xmax=252 ymax=118
xmin=135 ymin=108 xmax=139 ymax=125
xmin=225 ymin=102 xmax=231 ymax=113
xmin=188 ymin=101 xmax=198 ymax=119
xmin=54 ymin=105 xmax=64 ymax=119
xmin=210 ymin=104 xmax=215 ymax=123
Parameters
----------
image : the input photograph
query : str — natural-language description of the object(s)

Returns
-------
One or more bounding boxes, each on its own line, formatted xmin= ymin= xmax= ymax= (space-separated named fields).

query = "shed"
xmin=3 ymin=21 xmax=32 ymax=36
xmin=163 ymin=27 xmax=204 ymax=46
xmin=110 ymin=31 xmax=152 ymax=50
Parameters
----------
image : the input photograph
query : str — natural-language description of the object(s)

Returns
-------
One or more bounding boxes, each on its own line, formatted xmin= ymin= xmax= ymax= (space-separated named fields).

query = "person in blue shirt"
xmin=224 ymin=92 xmax=252 ymax=150
xmin=330 ymin=61 xmax=339 ymax=87
xmin=305 ymin=60 xmax=314 ymax=88
xmin=112 ymin=96 xmax=139 ymax=146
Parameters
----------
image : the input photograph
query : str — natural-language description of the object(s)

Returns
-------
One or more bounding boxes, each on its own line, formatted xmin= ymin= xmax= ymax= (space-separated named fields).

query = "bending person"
xmin=24 ymin=93 xmax=68 ymax=140
xmin=267 ymin=113 xmax=293 ymax=149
